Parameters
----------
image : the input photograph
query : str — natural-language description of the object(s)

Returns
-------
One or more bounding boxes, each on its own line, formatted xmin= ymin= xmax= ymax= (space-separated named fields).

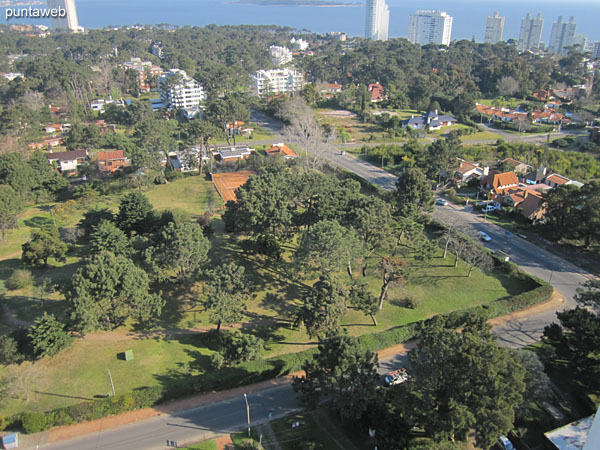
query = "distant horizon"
xmin=2 ymin=0 xmax=599 ymax=43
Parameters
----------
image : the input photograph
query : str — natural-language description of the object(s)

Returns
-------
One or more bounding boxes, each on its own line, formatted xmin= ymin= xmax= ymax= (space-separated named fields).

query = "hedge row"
xmin=6 ymin=279 xmax=552 ymax=434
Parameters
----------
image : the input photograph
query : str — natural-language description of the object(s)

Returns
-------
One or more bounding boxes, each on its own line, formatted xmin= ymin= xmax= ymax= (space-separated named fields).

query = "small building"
xmin=516 ymin=191 xmax=546 ymax=222
xmin=452 ymin=159 xmax=489 ymax=185
xmin=1 ymin=432 xmax=18 ymax=449
xmin=500 ymin=158 xmax=532 ymax=175
xmin=545 ymin=173 xmax=571 ymax=188
xmin=97 ymin=150 xmax=129 ymax=173
xmin=212 ymin=145 xmax=254 ymax=164
xmin=47 ymin=150 xmax=87 ymax=173
xmin=265 ymin=143 xmax=297 ymax=159
xmin=368 ymin=83 xmax=386 ymax=102
xmin=44 ymin=124 xmax=63 ymax=133
xmin=404 ymin=110 xmax=457 ymax=130
xmin=480 ymin=171 xmax=519 ymax=199
xmin=544 ymin=413 xmax=596 ymax=450
xmin=323 ymin=83 xmax=342 ymax=93
xmin=522 ymin=167 xmax=548 ymax=185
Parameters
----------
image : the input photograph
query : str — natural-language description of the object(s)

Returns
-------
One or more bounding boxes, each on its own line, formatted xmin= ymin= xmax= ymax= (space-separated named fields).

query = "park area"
xmin=0 ymin=174 xmax=535 ymax=417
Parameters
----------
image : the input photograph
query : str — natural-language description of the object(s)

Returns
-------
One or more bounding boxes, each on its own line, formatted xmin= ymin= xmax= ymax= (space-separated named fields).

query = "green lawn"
xmin=144 ymin=176 xmax=223 ymax=216
xmin=183 ymin=440 xmax=218 ymax=450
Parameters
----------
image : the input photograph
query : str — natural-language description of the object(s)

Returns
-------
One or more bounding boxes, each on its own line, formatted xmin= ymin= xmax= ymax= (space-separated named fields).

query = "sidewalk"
xmin=16 ymin=290 xmax=562 ymax=450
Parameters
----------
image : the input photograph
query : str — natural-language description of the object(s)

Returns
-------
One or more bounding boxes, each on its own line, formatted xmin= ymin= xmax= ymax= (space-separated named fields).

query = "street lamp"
xmin=244 ymin=393 xmax=251 ymax=438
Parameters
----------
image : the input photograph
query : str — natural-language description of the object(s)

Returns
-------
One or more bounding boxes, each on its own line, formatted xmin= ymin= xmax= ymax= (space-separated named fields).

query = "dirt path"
xmin=0 ymin=250 xmax=22 ymax=261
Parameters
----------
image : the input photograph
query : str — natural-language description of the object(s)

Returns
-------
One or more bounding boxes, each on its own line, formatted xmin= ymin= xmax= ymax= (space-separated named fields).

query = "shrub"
xmin=404 ymin=296 xmax=421 ymax=309
xmin=21 ymin=411 xmax=47 ymax=434
xmin=0 ymin=335 xmax=23 ymax=365
xmin=6 ymin=269 xmax=34 ymax=290
xmin=211 ymin=352 xmax=226 ymax=369
xmin=217 ymin=332 xmax=264 ymax=367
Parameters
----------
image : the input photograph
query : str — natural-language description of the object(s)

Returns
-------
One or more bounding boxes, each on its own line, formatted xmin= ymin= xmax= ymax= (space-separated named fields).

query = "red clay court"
xmin=212 ymin=171 xmax=255 ymax=202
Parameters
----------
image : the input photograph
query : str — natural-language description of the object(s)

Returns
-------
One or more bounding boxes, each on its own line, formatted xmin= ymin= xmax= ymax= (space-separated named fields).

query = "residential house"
xmin=404 ymin=110 xmax=457 ymax=130
xmin=265 ymin=143 xmax=297 ymax=159
xmin=516 ymin=191 xmax=546 ymax=222
xmin=43 ymin=137 xmax=63 ymax=148
xmin=545 ymin=173 xmax=571 ymax=188
xmin=167 ymin=147 xmax=209 ymax=172
xmin=47 ymin=150 xmax=87 ymax=173
xmin=452 ymin=159 xmax=489 ymax=185
xmin=226 ymin=121 xmax=253 ymax=136
xmin=323 ymin=83 xmax=342 ymax=93
xmin=97 ymin=150 xmax=129 ymax=173
xmin=44 ymin=124 xmax=63 ymax=133
xmin=368 ymin=83 xmax=386 ymax=102
xmin=500 ymin=158 xmax=532 ymax=175
xmin=480 ymin=171 xmax=519 ymax=199
xmin=212 ymin=145 xmax=255 ymax=164
xmin=522 ymin=167 xmax=548 ymax=184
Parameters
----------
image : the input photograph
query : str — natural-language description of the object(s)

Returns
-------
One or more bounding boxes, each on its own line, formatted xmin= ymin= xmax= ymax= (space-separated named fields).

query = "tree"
xmin=67 ymin=251 xmax=164 ymax=331
xmin=405 ymin=317 xmax=525 ymax=448
xmin=211 ymin=331 xmax=264 ymax=368
xmin=462 ymin=244 xmax=494 ymax=277
xmin=349 ymin=279 xmax=379 ymax=326
xmin=28 ymin=313 xmax=73 ymax=358
xmin=0 ymin=335 xmax=23 ymax=365
xmin=517 ymin=350 xmax=552 ymax=403
xmin=116 ymin=191 xmax=154 ymax=236
xmin=424 ymin=137 xmax=461 ymax=183
xmin=344 ymin=196 xmax=393 ymax=276
xmin=292 ymin=333 xmax=379 ymax=422
xmin=543 ymin=308 xmax=600 ymax=390
xmin=295 ymin=276 xmax=346 ymax=339
xmin=89 ymin=220 xmax=132 ymax=256
xmin=575 ymin=279 xmax=600 ymax=308
xmin=0 ymin=185 xmax=23 ymax=241
xmin=394 ymin=168 xmax=433 ymax=216
xmin=295 ymin=220 xmax=365 ymax=280
xmin=146 ymin=222 xmax=210 ymax=282
xmin=497 ymin=76 xmax=520 ymax=97
xmin=543 ymin=185 xmax=580 ymax=239
xmin=78 ymin=208 xmax=114 ymax=236
xmin=377 ymin=256 xmax=408 ymax=310
xmin=204 ymin=262 xmax=248 ymax=332
xmin=21 ymin=228 xmax=68 ymax=267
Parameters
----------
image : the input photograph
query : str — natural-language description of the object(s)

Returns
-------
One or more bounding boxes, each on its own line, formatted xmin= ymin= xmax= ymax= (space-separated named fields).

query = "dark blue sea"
xmin=3 ymin=0 xmax=600 ymax=43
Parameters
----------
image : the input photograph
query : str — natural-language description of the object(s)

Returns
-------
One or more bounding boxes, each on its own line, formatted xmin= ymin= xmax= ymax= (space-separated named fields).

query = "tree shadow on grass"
xmin=33 ymin=391 xmax=95 ymax=401
xmin=23 ymin=215 xmax=54 ymax=228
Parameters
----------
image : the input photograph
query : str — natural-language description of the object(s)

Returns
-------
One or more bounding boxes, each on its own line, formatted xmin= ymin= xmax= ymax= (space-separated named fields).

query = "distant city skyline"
xmin=46 ymin=0 xmax=81 ymax=32
xmin=484 ymin=11 xmax=504 ymax=44
xmin=518 ymin=12 xmax=544 ymax=52
xmin=548 ymin=16 xmax=576 ymax=54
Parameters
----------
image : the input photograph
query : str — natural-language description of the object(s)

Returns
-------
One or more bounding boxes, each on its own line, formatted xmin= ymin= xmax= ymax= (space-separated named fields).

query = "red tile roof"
xmin=546 ymin=174 xmax=569 ymax=185
xmin=97 ymin=150 xmax=125 ymax=161
xmin=266 ymin=143 xmax=297 ymax=157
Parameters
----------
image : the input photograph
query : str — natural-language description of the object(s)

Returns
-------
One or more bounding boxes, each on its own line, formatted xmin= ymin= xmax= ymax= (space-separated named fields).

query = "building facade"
xmin=251 ymin=69 xmax=304 ymax=96
xmin=593 ymin=42 xmax=600 ymax=60
xmin=518 ymin=13 xmax=544 ymax=52
xmin=484 ymin=11 xmax=505 ymax=44
xmin=365 ymin=0 xmax=389 ymax=41
xmin=159 ymin=69 xmax=206 ymax=112
xmin=269 ymin=45 xmax=293 ymax=66
xmin=548 ymin=16 xmax=577 ymax=55
xmin=47 ymin=0 xmax=82 ymax=32
xmin=408 ymin=10 xmax=453 ymax=46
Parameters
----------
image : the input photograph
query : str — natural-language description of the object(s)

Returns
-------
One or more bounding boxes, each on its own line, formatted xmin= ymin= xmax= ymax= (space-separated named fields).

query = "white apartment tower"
xmin=408 ymin=10 xmax=453 ymax=46
xmin=47 ymin=0 xmax=81 ymax=32
xmin=159 ymin=69 xmax=206 ymax=111
xmin=269 ymin=45 xmax=293 ymax=66
xmin=251 ymin=69 xmax=304 ymax=96
xmin=484 ymin=11 xmax=505 ymax=44
xmin=518 ymin=13 xmax=544 ymax=52
xmin=548 ymin=16 xmax=577 ymax=55
xmin=365 ymin=0 xmax=390 ymax=41
xmin=593 ymin=42 xmax=600 ymax=60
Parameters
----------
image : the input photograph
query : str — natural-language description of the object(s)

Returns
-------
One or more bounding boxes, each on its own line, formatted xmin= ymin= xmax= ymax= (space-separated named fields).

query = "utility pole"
xmin=107 ymin=369 xmax=115 ymax=396
xmin=244 ymin=393 xmax=251 ymax=438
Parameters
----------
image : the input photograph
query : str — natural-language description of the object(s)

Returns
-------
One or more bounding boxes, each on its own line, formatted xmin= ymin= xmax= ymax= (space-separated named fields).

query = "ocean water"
xmin=2 ymin=0 xmax=600 ymax=43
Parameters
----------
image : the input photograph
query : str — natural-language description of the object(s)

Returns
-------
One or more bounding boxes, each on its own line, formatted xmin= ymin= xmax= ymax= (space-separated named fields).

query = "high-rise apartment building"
xmin=251 ymin=69 xmax=305 ymax=96
xmin=548 ymin=16 xmax=577 ymax=55
xmin=269 ymin=45 xmax=293 ymax=66
xmin=365 ymin=0 xmax=390 ymax=41
xmin=408 ymin=10 xmax=453 ymax=46
xmin=518 ymin=13 xmax=544 ymax=52
xmin=593 ymin=42 xmax=600 ymax=60
xmin=159 ymin=69 xmax=206 ymax=113
xmin=484 ymin=11 xmax=505 ymax=44
xmin=573 ymin=34 xmax=588 ymax=52
xmin=47 ymin=0 xmax=82 ymax=32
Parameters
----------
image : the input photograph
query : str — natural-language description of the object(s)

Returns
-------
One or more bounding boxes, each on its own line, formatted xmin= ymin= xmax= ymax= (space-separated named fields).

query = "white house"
xmin=47 ymin=150 xmax=87 ymax=172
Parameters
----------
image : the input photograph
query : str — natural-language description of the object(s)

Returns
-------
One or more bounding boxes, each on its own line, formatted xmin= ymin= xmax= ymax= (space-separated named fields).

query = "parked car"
xmin=481 ymin=204 xmax=497 ymax=213
xmin=479 ymin=231 xmax=492 ymax=242
xmin=494 ymin=249 xmax=510 ymax=262
xmin=435 ymin=198 xmax=448 ymax=206
xmin=497 ymin=435 xmax=515 ymax=450
xmin=384 ymin=368 xmax=408 ymax=386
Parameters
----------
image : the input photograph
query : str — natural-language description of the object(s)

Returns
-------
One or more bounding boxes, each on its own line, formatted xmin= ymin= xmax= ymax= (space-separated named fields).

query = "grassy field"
xmin=1 ymin=176 xmax=531 ymax=416
xmin=184 ymin=440 xmax=218 ymax=450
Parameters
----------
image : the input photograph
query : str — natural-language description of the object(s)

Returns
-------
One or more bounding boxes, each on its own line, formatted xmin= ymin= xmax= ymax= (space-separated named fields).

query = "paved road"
xmin=40 ymin=352 xmax=406 ymax=450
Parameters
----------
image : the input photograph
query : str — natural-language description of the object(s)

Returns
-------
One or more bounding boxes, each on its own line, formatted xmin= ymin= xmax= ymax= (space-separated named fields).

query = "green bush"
xmin=21 ymin=411 xmax=47 ymax=434
xmin=6 ymin=269 xmax=34 ymax=290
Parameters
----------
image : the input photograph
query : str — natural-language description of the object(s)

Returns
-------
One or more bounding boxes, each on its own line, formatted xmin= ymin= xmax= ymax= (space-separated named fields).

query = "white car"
xmin=479 ymin=231 xmax=492 ymax=242
xmin=497 ymin=435 xmax=515 ymax=450
xmin=481 ymin=204 xmax=497 ymax=213
xmin=435 ymin=198 xmax=448 ymax=206
xmin=384 ymin=368 xmax=408 ymax=386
